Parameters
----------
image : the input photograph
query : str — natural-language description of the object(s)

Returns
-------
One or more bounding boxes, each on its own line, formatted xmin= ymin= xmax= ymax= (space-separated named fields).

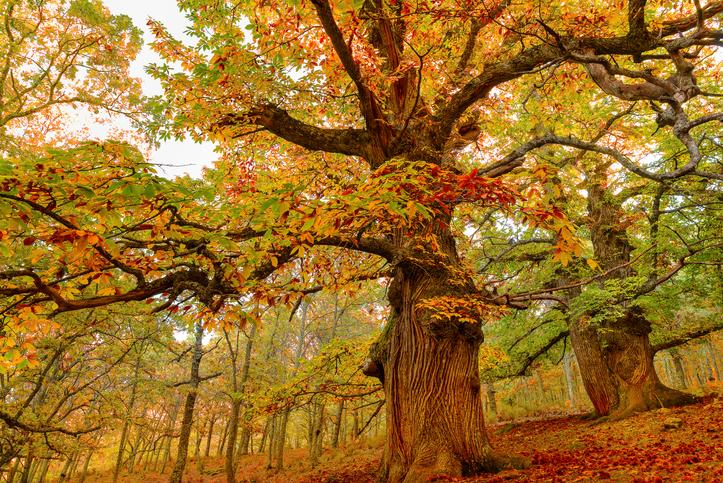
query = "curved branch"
xmin=434 ymin=1 xmax=723 ymax=147
xmin=0 ymin=409 xmax=100 ymax=436
xmin=512 ymin=331 xmax=569 ymax=377
xmin=222 ymin=104 xmax=370 ymax=159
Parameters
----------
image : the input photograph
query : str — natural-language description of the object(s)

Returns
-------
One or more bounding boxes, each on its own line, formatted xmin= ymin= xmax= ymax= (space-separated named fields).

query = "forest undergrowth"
xmin=83 ymin=395 xmax=722 ymax=483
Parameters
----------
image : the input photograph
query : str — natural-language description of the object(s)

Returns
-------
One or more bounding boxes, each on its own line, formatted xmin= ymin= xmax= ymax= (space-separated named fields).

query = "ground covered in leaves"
xmin=88 ymin=397 xmax=722 ymax=483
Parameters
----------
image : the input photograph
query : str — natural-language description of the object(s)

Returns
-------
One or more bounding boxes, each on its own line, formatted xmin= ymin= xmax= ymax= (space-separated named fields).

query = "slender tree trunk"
xmin=57 ymin=456 xmax=74 ymax=483
xmin=36 ymin=459 xmax=50 ymax=483
xmin=272 ymin=408 xmax=290 ymax=470
xmin=485 ymin=383 xmax=497 ymax=422
xmin=19 ymin=450 xmax=33 ymax=483
xmin=258 ymin=418 xmax=269 ymax=454
xmin=237 ymin=425 xmax=251 ymax=458
xmin=224 ymin=400 xmax=241 ymax=482
xmin=7 ymin=454 xmax=21 ymax=483
xmin=562 ymin=351 xmax=577 ymax=409
xmin=78 ymin=451 xmax=94 ymax=483
xmin=331 ymin=400 xmax=344 ymax=448
xmin=265 ymin=416 xmax=275 ymax=469
xmin=170 ymin=322 xmax=204 ymax=483
xmin=217 ymin=418 xmax=229 ymax=457
xmin=127 ymin=423 xmax=145 ymax=473
xmin=669 ymin=349 xmax=688 ymax=389
xmin=114 ymin=349 xmax=143 ymax=483
xmin=205 ymin=415 xmax=216 ymax=457
xmin=194 ymin=419 xmax=204 ymax=460
xmin=352 ymin=408 xmax=360 ymax=441
xmin=703 ymin=339 xmax=720 ymax=381
xmin=309 ymin=402 xmax=325 ymax=468
xmin=161 ymin=396 xmax=181 ymax=474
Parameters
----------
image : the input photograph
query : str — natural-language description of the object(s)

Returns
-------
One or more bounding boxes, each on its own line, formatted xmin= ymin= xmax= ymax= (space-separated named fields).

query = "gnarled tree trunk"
xmin=363 ymin=228 xmax=519 ymax=482
xmin=570 ymin=309 xmax=695 ymax=419
xmin=570 ymin=173 xmax=696 ymax=418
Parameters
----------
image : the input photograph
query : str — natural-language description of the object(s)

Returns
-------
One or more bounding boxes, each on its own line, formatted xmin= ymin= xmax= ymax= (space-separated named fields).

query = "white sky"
xmin=103 ymin=0 xmax=217 ymax=179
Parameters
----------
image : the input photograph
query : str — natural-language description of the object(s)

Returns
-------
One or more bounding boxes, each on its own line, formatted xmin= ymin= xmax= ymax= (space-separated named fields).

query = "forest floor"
xmin=89 ymin=396 xmax=722 ymax=483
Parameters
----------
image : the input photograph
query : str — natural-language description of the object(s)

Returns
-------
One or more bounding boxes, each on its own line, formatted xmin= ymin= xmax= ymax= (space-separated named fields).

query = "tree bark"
xmin=669 ymin=349 xmax=688 ymax=389
xmin=570 ymin=309 xmax=696 ymax=418
xmin=363 ymin=229 xmax=521 ymax=482
xmin=331 ymin=400 xmax=344 ymax=449
xmin=272 ymin=408 xmax=290 ymax=470
xmin=562 ymin=351 xmax=578 ymax=409
xmin=569 ymin=170 xmax=697 ymax=419
xmin=170 ymin=322 xmax=204 ymax=483
xmin=485 ymin=383 xmax=497 ymax=422
xmin=78 ymin=451 xmax=94 ymax=483
xmin=205 ymin=415 xmax=216 ymax=457
xmin=160 ymin=395 xmax=181 ymax=474
xmin=224 ymin=399 xmax=241 ymax=482
xmin=308 ymin=402 xmax=325 ymax=468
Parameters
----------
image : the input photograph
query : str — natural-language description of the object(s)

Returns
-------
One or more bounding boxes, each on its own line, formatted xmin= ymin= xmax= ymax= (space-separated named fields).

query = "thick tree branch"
xmin=314 ymin=235 xmax=398 ymax=261
xmin=224 ymin=104 xmax=370 ymax=158
xmin=628 ymin=0 xmax=648 ymax=38
xmin=434 ymin=1 xmax=723 ymax=147
xmin=652 ymin=325 xmax=723 ymax=353
xmin=507 ymin=134 xmax=722 ymax=181
xmin=310 ymin=0 xmax=391 ymax=162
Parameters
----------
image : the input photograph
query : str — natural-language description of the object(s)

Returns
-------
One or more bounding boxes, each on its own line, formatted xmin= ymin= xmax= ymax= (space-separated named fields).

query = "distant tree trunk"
xmin=170 ymin=322 xmax=204 ymax=483
xmin=114 ymin=349 xmax=142 ymax=483
xmin=486 ymin=383 xmax=497 ymax=421
xmin=237 ymin=425 xmax=251 ymax=458
xmin=78 ymin=451 xmax=94 ymax=483
xmin=57 ymin=455 xmax=74 ymax=483
xmin=217 ymin=418 xmax=229 ymax=457
xmin=272 ymin=408 xmax=290 ymax=469
xmin=703 ymin=339 xmax=720 ymax=382
xmin=331 ymin=400 xmax=344 ymax=448
xmin=258 ymin=418 xmax=269 ymax=454
xmin=224 ymin=400 xmax=241 ymax=481
xmin=265 ymin=416 xmax=276 ymax=469
xmin=205 ymin=415 xmax=216 ymax=457
xmin=562 ymin=351 xmax=577 ymax=409
xmin=351 ymin=408 xmax=360 ymax=441
xmin=36 ymin=458 xmax=50 ymax=483
xmin=194 ymin=422 xmax=202 ymax=459
xmin=127 ymin=420 xmax=146 ymax=473
xmin=7 ymin=454 xmax=21 ymax=483
xmin=668 ymin=349 xmax=688 ymax=389
xmin=160 ymin=395 xmax=181 ymax=473
xmin=309 ymin=402 xmax=325 ymax=467
xmin=19 ymin=453 xmax=33 ymax=483
xmin=224 ymin=320 xmax=256 ymax=483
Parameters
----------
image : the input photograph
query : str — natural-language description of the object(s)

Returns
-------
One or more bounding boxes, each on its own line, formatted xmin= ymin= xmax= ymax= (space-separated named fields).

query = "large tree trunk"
xmin=569 ymin=170 xmax=696 ymax=419
xmin=364 ymin=243 xmax=518 ymax=482
xmin=570 ymin=309 xmax=695 ymax=418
